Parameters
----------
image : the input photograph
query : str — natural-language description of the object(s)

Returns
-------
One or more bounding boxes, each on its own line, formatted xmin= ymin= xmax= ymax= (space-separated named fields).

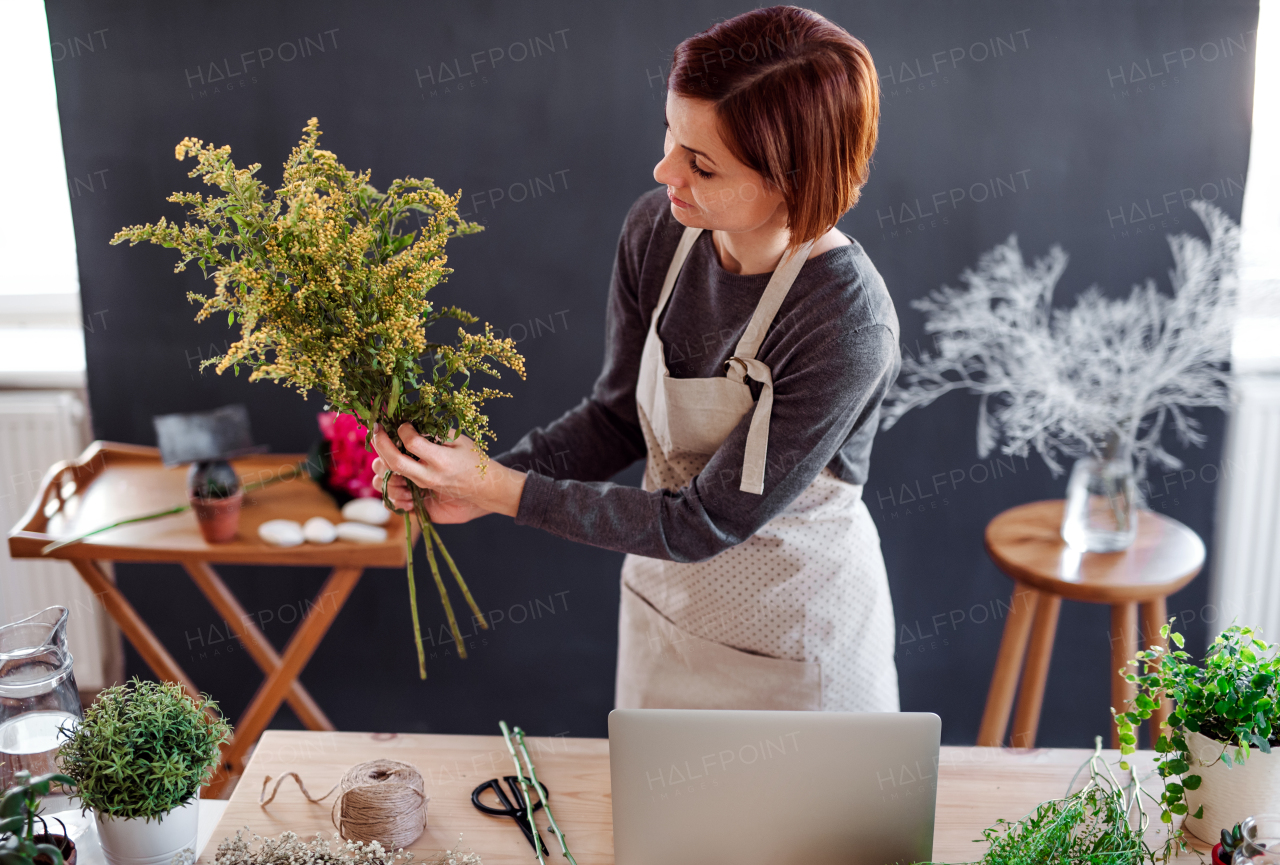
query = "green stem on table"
xmin=500 ymin=720 xmax=547 ymax=865
xmin=404 ymin=512 xmax=426 ymax=680
xmin=412 ymin=486 xmax=467 ymax=660
xmin=40 ymin=465 xmax=300 ymax=555
xmin=41 ymin=505 xmax=189 ymax=554
xmin=428 ymin=523 xmax=488 ymax=630
xmin=514 ymin=726 xmax=578 ymax=865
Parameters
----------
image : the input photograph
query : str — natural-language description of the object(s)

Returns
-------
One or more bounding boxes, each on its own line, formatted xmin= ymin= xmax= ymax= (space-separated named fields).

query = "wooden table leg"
xmin=208 ymin=566 xmax=363 ymax=794
xmin=1140 ymin=596 xmax=1171 ymax=746
xmin=1010 ymin=593 xmax=1062 ymax=749
xmin=182 ymin=561 xmax=335 ymax=732
xmin=70 ymin=559 xmax=200 ymax=700
xmin=978 ymin=582 xmax=1039 ymax=747
xmin=1110 ymin=602 xmax=1139 ymax=749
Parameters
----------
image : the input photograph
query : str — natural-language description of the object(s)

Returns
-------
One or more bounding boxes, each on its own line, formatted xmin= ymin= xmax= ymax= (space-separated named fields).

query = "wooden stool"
xmin=976 ymin=500 xmax=1204 ymax=749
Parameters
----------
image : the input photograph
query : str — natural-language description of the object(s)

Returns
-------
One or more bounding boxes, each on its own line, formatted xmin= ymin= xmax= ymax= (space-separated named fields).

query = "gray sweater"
xmin=494 ymin=187 xmax=900 ymax=563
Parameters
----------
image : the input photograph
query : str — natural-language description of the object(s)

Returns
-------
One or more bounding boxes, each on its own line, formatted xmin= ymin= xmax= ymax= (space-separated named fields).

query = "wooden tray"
xmin=8 ymin=441 xmax=414 ymax=567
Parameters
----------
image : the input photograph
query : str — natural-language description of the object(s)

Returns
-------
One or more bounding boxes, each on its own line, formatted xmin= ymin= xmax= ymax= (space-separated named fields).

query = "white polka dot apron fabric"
xmin=614 ymin=226 xmax=900 ymax=713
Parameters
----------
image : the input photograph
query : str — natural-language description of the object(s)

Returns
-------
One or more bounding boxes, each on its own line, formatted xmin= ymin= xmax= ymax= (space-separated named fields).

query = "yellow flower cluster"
xmin=112 ymin=118 xmax=525 ymax=454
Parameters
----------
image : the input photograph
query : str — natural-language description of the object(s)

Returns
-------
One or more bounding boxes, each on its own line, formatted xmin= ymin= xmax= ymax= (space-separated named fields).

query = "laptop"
xmin=609 ymin=709 xmax=940 ymax=865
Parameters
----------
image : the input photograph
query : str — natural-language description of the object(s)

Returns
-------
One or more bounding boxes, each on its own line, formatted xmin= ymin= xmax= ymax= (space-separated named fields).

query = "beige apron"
xmin=614 ymin=226 xmax=899 ymax=713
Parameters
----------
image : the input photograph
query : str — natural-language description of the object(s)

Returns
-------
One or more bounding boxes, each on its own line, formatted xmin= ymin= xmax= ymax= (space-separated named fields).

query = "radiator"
xmin=1212 ymin=374 xmax=1280 ymax=639
xmin=0 ymin=390 xmax=120 ymax=692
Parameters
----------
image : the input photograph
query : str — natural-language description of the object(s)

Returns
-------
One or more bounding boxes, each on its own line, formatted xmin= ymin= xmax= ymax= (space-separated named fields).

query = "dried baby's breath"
xmin=207 ymin=829 xmax=415 ymax=865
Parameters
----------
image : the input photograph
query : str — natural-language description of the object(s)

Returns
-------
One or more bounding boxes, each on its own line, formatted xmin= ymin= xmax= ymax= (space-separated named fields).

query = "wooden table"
xmin=202 ymin=731 xmax=1202 ymax=864
xmin=977 ymin=501 xmax=1204 ymax=750
xmin=6 ymin=441 xmax=419 ymax=796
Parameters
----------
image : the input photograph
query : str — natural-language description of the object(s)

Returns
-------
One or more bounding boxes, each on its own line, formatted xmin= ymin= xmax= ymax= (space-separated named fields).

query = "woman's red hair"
xmin=669 ymin=6 xmax=880 ymax=250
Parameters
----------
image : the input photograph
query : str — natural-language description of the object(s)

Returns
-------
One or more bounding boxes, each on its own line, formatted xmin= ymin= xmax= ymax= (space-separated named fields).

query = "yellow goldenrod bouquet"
xmin=111 ymin=118 xmax=524 ymax=678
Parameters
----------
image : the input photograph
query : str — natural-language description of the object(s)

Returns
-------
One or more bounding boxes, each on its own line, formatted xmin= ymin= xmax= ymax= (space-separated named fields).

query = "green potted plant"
xmin=1115 ymin=622 xmax=1280 ymax=848
xmin=57 ymin=679 xmax=231 ymax=865
xmin=0 ymin=771 xmax=77 ymax=865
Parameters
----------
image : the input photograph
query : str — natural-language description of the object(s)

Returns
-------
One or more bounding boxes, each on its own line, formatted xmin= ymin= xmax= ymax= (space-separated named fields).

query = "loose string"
xmin=260 ymin=759 xmax=429 ymax=849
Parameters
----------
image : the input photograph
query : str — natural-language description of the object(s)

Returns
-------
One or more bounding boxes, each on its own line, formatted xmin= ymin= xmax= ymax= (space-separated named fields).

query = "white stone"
xmin=336 ymin=521 xmax=388 ymax=544
xmin=303 ymin=516 xmax=337 ymax=544
xmin=258 ymin=519 xmax=304 ymax=547
xmin=341 ymin=497 xmax=391 ymax=526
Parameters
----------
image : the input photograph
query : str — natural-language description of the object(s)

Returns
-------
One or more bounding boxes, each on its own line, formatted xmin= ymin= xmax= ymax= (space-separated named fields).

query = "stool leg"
xmin=1110 ymin=603 xmax=1139 ymax=748
xmin=978 ymin=583 xmax=1039 ymax=747
xmin=1010 ymin=593 xmax=1062 ymax=748
xmin=1140 ymin=597 xmax=1171 ymax=747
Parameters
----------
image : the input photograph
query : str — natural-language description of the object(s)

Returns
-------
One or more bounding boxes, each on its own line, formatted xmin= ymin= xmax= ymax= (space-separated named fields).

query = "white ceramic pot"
xmin=95 ymin=797 xmax=199 ymax=865
xmin=1182 ymin=730 xmax=1280 ymax=844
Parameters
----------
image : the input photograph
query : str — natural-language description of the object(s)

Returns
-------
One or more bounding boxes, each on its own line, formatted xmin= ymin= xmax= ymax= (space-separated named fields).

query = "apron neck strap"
xmin=732 ymin=238 xmax=815 ymax=362
xmin=650 ymin=226 xmax=704 ymax=329
xmin=651 ymin=226 xmax=815 ymax=360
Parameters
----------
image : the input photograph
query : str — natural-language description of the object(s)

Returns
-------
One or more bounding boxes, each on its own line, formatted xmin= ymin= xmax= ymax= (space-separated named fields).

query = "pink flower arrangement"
xmin=317 ymin=412 xmax=378 ymax=500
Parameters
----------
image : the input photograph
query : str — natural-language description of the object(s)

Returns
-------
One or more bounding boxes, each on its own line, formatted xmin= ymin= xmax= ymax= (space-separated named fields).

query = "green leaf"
xmin=1182 ymin=773 xmax=1202 ymax=790
xmin=227 ymin=312 xmax=235 ymax=326
xmin=1171 ymin=631 xmax=1185 ymax=648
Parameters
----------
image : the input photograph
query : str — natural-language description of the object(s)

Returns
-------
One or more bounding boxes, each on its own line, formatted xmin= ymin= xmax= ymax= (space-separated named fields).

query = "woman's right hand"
xmin=370 ymin=459 xmax=491 ymax=525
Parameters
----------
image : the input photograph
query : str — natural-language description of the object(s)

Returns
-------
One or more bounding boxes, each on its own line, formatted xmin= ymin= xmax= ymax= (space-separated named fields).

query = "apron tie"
xmin=725 ymin=357 xmax=774 ymax=495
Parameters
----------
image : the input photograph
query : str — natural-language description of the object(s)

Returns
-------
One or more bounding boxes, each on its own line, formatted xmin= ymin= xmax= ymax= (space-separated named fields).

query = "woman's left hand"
xmin=370 ymin=422 xmax=527 ymax=521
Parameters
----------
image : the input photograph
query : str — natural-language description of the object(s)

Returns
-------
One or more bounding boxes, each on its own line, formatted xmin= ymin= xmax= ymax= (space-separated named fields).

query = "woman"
xmin=373 ymin=6 xmax=899 ymax=712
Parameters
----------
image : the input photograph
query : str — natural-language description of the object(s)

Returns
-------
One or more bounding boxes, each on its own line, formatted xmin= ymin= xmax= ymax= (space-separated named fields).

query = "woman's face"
xmin=653 ymin=91 xmax=786 ymax=233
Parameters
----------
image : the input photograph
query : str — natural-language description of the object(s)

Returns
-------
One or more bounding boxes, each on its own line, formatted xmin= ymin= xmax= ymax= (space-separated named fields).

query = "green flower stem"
xmin=514 ymin=726 xmax=578 ymax=865
xmin=40 ymin=464 xmax=301 ymax=555
xmin=41 ymin=504 xmax=190 ymax=554
xmin=428 ymin=522 xmax=488 ymax=630
xmin=413 ymin=486 xmax=466 ymax=660
xmin=403 ymin=512 xmax=426 ymax=679
xmin=499 ymin=720 xmax=547 ymax=865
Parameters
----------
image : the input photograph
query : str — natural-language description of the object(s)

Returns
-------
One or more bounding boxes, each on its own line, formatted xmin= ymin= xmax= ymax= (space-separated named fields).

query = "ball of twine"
xmin=260 ymin=759 xmax=429 ymax=850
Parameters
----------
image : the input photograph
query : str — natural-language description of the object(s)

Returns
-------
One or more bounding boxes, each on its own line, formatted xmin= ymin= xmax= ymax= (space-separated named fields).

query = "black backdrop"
xmin=45 ymin=0 xmax=1257 ymax=745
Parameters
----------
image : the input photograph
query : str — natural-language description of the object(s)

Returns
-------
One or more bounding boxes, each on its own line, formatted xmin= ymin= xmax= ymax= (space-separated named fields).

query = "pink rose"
xmin=317 ymin=412 xmax=378 ymax=499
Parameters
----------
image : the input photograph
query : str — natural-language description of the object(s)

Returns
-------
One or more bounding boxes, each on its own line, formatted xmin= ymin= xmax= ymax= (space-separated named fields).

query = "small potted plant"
xmin=187 ymin=460 xmax=243 ymax=543
xmin=57 ymin=679 xmax=231 ymax=865
xmin=0 ymin=770 xmax=77 ymax=865
xmin=1115 ymin=622 xmax=1280 ymax=848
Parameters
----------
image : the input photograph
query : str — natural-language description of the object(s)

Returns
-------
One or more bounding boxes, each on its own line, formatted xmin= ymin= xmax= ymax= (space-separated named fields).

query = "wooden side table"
xmin=7 ymin=441 xmax=420 ymax=796
xmin=976 ymin=500 xmax=1204 ymax=750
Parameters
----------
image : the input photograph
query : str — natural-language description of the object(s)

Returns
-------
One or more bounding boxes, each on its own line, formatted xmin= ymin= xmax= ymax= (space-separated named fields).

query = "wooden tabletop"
xmin=203 ymin=731 xmax=1200 ymax=865
xmin=8 ymin=441 xmax=414 ymax=566
xmin=984 ymin=500 xmax=1204 ymax=604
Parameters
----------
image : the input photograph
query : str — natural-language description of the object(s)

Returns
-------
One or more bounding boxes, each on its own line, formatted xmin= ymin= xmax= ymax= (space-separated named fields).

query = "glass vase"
xmin=1061 ymin=441 xmax=1138 ymax=552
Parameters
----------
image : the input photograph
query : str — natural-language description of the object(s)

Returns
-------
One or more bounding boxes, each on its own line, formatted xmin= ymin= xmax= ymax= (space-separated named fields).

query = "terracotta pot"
xmin=33 ymin=833 xmax=76 ymax=865
xmin=1182 ymin=730 xmax=1280 ymax=845
xmin=189 ymin=489 xmax=243 ymax=543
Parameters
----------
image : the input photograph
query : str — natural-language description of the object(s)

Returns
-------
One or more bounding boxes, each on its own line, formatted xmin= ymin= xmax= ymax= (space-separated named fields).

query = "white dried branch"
xmin=882 ymin=201 xmax=1239 ymax=477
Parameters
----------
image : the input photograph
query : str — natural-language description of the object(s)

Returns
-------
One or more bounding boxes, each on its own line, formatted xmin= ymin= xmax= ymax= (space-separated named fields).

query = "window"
xmin=0 ymin=0 xmax=84 ymax=386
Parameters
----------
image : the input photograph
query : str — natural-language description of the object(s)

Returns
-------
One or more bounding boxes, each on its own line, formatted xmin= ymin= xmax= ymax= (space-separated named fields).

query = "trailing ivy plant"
xmin=58 ymin=679 xmax=232 ymax=821
xmin=1115 ymin=622 xmax=1280 ymax=832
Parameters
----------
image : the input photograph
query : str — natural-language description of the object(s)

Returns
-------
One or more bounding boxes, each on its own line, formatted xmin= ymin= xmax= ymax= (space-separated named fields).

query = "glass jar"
xmin=1236 ymin=814 xmax=1280 ymax=864
xmin=1060 ymin=436 xmax=1138 ymax=552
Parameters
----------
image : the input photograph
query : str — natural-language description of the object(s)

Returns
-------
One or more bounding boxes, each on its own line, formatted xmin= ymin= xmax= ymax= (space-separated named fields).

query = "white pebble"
xmin=341 ymin=497 xmax=391 ymax=525
xmin=336 ymin=522 xmax=387 ymax=544
xmin=258 ymin=519 xmax=304 ymax=547
xmin=303 ymin=517 xmax=336 ymax=544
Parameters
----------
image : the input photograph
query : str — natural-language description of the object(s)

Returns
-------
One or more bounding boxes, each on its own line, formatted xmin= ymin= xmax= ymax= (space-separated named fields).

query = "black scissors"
xmin=471 ymin=775 xmax=548 ymax=855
